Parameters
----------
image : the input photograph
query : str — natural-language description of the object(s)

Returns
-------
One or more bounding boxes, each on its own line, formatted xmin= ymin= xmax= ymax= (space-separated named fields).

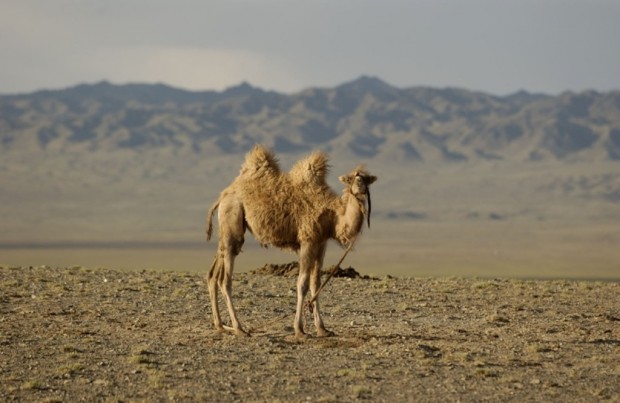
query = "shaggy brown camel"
xmin=206 ymin=144 xmax=377 ymax=338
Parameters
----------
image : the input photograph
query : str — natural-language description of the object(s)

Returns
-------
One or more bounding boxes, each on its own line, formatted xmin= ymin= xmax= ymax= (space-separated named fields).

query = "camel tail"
xmin=206 ymin=199 xmax=220 ymax=242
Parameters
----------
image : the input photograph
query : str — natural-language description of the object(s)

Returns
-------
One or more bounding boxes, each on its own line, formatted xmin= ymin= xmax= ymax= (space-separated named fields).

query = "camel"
xmin=206 ymin=144 xmax=377 ymax=338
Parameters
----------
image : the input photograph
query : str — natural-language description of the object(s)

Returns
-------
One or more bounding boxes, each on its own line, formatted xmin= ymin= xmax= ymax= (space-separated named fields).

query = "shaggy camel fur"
xmin=206 ymin=144 xmax=377 ymax=337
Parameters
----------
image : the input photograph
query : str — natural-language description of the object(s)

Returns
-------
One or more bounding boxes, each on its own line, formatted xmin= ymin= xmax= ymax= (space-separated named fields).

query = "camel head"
xmin=339 ymin=166 xmax=377 ymax=228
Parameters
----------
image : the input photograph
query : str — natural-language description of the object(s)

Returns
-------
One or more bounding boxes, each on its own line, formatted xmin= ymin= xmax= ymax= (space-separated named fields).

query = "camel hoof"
xmin=295 ymin=331 xmax=309 ymax=340
xmin=235 ymin=328 xmax=251 ymax=337
xmin=317 ymin=329 xmax=335 ymax=338
xmin=223 ymin=325 xmax=250 ymax=337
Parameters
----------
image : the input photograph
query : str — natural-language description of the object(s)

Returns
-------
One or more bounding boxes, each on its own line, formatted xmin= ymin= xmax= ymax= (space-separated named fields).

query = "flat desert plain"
xmin=3 ymin=218 xmax=619 ymax=280
xmin=1 ymin=265 xmax=618 ymax=401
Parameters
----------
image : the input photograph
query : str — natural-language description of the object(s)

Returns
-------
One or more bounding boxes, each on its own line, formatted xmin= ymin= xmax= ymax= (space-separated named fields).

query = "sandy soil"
xmin=1 ymin=265 xmax=619 ymax=402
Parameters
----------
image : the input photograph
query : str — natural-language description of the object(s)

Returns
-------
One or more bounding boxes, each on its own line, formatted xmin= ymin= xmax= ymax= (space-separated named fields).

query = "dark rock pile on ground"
xmin=251 ymin=261 xmax=373 ymax=279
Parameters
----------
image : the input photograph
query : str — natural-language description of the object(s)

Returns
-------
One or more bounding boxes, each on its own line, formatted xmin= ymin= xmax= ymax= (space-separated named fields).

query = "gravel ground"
xmin=1 ymin=265 xmax=619 ymax=401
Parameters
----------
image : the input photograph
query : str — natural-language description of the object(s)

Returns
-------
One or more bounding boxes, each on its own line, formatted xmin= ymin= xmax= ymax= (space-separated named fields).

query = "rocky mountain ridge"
xmin=2 ymin=77 xmax=620 ymax=162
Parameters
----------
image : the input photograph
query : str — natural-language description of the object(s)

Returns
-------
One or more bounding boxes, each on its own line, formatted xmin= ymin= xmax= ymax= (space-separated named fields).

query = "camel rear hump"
xmin=289 ymin=151 xmax=330 ymax=187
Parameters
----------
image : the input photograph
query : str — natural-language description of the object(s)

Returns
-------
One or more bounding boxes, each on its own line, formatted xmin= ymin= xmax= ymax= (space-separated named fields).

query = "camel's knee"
xmin=310 ymin=269 xmax=322 ymax=292
xmin=297 ymin=270 xmax=310 ymax=289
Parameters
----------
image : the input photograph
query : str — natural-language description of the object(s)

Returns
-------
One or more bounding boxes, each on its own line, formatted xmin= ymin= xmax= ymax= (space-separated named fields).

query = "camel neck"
xmin=334 ymin=190 xmax=365 ymax=246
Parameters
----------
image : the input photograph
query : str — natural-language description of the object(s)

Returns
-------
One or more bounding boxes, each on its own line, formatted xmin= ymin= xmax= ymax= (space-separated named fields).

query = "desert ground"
xmin=1 ymin=264 xmax=618 ymax=401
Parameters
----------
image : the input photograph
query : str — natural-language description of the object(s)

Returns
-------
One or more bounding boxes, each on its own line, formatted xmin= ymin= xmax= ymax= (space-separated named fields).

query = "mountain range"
xmin=1 ymin=77 xmax=619 ymax=254
xmin=2 ymin=76 xmax=620 ymax=162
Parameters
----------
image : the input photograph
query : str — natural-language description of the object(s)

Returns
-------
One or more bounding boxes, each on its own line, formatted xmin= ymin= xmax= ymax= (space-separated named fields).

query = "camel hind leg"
xmin=207 ymin=254 xmax=225 ymax=331
xmin=211 ymin=195 xmax=248 ymax=336
xmin=294 ymin=258 xmax=310 ymax=338
xmin=208 ymin=242 xmax=248 ymax=335
xmin=217 ymin=242 xmax=248 ymax=336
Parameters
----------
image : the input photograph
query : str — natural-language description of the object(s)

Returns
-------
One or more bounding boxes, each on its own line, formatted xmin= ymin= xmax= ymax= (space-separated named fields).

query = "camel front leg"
xmin=294 ymin=244 xmax=312 ymax=339
xmin=294 ymin=268 xmax=310 ymax=339
xmin=310 ymin=242 xmax=334 ymax=337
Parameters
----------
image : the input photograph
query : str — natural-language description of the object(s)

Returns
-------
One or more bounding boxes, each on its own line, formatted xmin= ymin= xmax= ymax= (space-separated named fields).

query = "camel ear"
xmin=339 ymin=175 xmax=352 ymax=185
xmin=367 ymin=175 xmax=377 ymax=185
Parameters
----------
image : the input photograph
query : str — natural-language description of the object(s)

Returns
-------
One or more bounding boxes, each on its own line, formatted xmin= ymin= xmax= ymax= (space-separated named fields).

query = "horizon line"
xmin=0 ymin=241 xmax=208 ymax=250
xmin=2 ymin=76 xmax=609 ymax=99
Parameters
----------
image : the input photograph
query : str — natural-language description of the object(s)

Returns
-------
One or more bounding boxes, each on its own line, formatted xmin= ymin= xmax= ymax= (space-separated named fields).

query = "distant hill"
xmin=2 ymin=76 xmax=620 ymax=162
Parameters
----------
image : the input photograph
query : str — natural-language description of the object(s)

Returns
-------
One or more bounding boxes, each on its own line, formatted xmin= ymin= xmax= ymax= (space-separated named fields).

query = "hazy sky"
xmin=1 ymin=0 xmax=619 ymax=95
